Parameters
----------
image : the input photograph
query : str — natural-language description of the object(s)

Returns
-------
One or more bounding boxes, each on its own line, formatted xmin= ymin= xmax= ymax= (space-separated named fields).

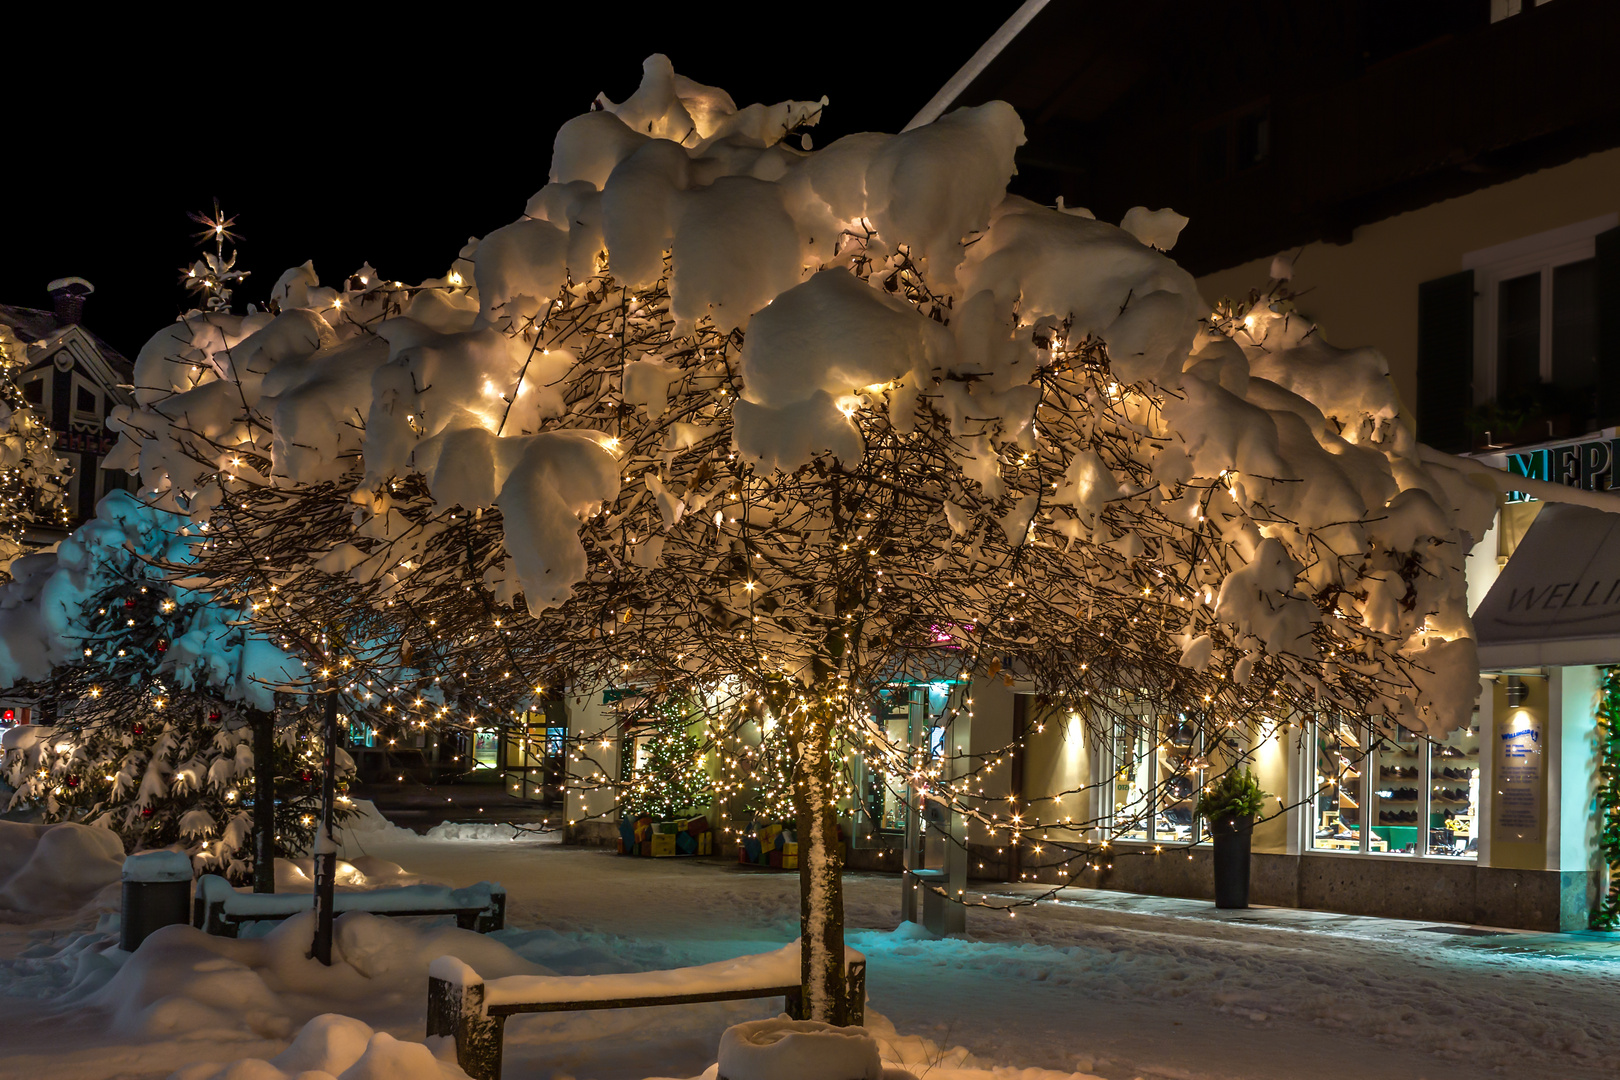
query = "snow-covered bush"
xmin=101 ymin=55 xmax=1495 ymax=1017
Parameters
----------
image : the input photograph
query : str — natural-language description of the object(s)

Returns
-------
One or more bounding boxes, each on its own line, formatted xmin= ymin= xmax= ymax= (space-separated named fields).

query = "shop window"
xmin=1312 ymin=716 xmax=1479 ymax=858
xmin=22 ymin=377 xmax=43 ymax=406
xmin=1157 ymin=717 xmax=1199 ymax=843
xmin=1106 ymin=713 xmax=1201 ymax=843
xmin=473 ymin=729 xmax=499 ymax=768
xmin=1370 ymin=725 xmax=1424 ymax=853
xmin=1427 ymin=724 xmax=1481 ymax=857
xmin=1311 ymin=717 xmax=1365 ymax=850
xmin=867 ymin=688 xmax=915 ymax=832
xmin=1111 ymin=719 xmax=1153 ymax=840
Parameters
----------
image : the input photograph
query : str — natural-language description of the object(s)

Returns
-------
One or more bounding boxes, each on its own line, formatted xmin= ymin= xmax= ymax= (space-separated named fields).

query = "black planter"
xmin=1210 ymin=815 xmax=1254 ymax=909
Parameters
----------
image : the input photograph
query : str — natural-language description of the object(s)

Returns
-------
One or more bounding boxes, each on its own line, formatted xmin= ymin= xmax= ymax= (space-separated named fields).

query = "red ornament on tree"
xmin=66 ymin=775 xmax=79 ymax=788
xmin=140 ymin=807 xmax=154 ymax=818
xmin=124 ymin=598 xmax=136 ymax=608
xmin=208 ymin=710 xmax=221 ymax=723
xmin=131 ymin=722 xmax=145 ymax=736
xmin=300 ymin=770 xmax=314 ymax=783
xmin=156 ymin=639 xmax=168 ymax=654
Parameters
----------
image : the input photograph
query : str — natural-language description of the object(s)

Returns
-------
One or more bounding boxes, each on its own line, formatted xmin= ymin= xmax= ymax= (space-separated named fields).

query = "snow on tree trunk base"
xmin=718 ymin=1019 xmax=882 ymax=1080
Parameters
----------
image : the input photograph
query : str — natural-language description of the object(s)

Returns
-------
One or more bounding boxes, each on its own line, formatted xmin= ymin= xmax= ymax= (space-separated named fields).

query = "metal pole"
xmin=311 ymin=690 xmax=339 ymax=965
xmin=252 ymin=709 xmax=276 ymax=893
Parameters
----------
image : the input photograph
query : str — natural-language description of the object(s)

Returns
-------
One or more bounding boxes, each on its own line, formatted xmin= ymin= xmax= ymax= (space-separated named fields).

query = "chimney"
xmin=46 ymin=277 xmax=95 ymax=326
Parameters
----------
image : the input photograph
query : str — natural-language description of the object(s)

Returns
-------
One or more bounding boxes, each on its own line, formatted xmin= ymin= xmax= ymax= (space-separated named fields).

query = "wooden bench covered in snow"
xmin=426 ymin=943 xmax=866 ymax=1080
xmin=192 ymin=874 xmax=506 ymax=937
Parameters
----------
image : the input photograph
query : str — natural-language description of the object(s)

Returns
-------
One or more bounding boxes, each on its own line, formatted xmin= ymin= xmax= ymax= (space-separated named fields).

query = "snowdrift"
xmin=70 ymin=910 xmax=551 ymax=1039
xmin=173 ymin=1013 xmax=468 ymax=1080
xmin=0 ymin=819 xmax=123 ymax=914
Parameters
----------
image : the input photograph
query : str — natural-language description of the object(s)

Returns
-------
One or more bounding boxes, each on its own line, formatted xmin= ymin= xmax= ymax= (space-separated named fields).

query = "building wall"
xmin=1019 ymin=704 xmax=1096 ymax=846
xmin=1195 ymin=148 xmax=1620 ymax=419
xmin=1248 ymin=723 xmax=1296 ymax=855
xmin=564 ymin=691 xmax=622 ymax=843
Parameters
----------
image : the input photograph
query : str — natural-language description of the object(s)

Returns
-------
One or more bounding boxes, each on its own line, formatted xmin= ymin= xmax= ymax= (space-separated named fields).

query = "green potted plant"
xmin=1196 ymin=768 xmax=1269 ymax=909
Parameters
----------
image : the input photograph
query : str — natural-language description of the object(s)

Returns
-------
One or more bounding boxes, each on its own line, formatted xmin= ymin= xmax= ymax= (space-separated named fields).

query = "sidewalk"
xmin=980 ymin=879 xmax=1620 ymax=959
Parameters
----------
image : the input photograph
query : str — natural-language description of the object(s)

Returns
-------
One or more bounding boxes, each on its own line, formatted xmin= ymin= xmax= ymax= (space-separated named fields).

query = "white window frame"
xmin=1465 ymin=213 xmax=1617 ymax=404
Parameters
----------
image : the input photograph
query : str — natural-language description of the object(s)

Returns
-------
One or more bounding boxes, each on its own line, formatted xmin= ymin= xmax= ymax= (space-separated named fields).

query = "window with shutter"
xmin=1417 ymin=271 xmax=1475 ymax=453
xmin=1595 ymin=226 xmax=1620 ymax=426
xmin=1458 ymin=214 xmax=1618 ymax=447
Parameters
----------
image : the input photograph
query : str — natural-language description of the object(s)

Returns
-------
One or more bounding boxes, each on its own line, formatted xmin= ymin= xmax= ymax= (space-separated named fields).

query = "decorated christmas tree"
xmin=0 ymin=323 xmax=71 ymax=570
xmin=2 ymin=681 xmax=347 ymax=882
xmin=623 ymin=699 xmax=713 ymax=820
xmin=0 ymin=491 xmax=350 ymax=887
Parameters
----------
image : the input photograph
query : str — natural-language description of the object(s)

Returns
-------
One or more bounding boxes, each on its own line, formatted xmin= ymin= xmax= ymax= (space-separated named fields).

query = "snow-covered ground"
xmin=2 ymin=816 xmax=1616 ymax=1080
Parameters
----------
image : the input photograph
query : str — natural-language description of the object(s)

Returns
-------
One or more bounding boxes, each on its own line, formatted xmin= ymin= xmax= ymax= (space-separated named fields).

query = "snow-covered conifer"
xmin=0 ymin=492 xmax=352 ymax=886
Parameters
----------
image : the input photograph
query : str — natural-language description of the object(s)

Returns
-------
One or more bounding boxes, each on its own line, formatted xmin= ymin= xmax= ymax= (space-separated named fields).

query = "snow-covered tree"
xmin=2 ymin=681 xmax=349 ymax=881
xmin=0 ymin=491 xmax=354 ymax=888
xmin=101 ymin=57 xmax=1505 ymax=1019
xmin=0 ymin=323 xmax=71 ymax=568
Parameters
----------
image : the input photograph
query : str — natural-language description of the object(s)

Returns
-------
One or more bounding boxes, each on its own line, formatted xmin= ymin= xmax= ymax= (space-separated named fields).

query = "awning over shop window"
xmin=1474 ymin=502 xmax=1620 ymax=668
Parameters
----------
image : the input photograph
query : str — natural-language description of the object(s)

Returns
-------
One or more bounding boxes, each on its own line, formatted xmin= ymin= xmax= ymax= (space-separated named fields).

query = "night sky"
xmin=5 ymin=7 xmax=1019 ymax=359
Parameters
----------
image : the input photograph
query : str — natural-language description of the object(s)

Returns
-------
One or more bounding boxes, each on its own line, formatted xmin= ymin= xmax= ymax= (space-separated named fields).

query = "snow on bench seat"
xmin=194 ymin=875 xmax=506 ymax=935
xmin=427 ymin=944 xmax=868 ymax=1080
xmin=430 ymin=942 xmax=861 ymax=1009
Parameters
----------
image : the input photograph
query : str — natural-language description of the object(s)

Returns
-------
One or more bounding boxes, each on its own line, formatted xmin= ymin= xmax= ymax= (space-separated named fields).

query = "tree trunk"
xmin=251 ymin=709 xmax=276 ymax=893
xmin=789 ymin=695 xmax=852 ymax=1024
xmin=311 ymin=692 xmax=340 ymax=963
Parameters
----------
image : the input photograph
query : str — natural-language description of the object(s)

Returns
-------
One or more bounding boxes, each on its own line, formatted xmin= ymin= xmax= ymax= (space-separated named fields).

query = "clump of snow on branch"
xmin=0 ymin=491 xmax=304 ymax=706
xmin=104 ymin=54 xmax=1491 ymax=752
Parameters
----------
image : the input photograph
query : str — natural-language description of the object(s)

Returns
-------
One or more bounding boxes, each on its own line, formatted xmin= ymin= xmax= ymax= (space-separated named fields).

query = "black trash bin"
xmin=1210 ymin=815 xmax=1254 ymax=910
xmin=121 ymin=851 xmax=194 ymax=951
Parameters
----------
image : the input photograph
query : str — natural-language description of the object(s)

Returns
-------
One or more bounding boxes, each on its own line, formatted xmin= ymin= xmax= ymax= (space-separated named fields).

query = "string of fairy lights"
xmin=82 ymin=196 xmax=1455 ymax=916
xmin=0 ymin=325 xmax=72 ymax=554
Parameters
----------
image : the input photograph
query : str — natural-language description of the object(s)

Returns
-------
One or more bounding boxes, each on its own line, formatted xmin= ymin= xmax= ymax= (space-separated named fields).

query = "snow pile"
xmin=332 ymin=800 xmax=557 ymax=847
xmin=69 ymin=910 xmax=550 ymax=1039
xmin=272 ymin=854 xmax=418 ymax=891
xmin=172 ymin=1013 xmax=467 ymax=1080
xmin=718 ymin=1018 xmax=883 ymax=1080
xmin=422 ymin=821 xmax=558 ymax=842
xmin=0 ymin=819 xmax=123 ymax=914
xmin=861 ymin=1012 xmax=1102 ymax=1080
xmin=336 ymin=798 xmax=424 ymax=846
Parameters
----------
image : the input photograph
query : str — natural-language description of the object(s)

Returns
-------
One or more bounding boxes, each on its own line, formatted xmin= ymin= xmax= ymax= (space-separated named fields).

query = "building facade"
xmin=0 ymin=278 xmax=135 ymax=535
xmin=0 ymin=279 xmax=136 ymax=734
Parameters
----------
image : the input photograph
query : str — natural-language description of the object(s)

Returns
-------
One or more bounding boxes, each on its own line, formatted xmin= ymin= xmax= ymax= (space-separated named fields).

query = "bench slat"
xmin=222 ymin=906 xmax=488 ymax=922
xmin=488 ymin=984 xmax=801 ymax=1017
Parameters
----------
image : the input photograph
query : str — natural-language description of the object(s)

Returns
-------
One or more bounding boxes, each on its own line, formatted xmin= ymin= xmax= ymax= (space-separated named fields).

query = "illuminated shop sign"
xmin=1505 ymin=438 xmax=1620 ymax=499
